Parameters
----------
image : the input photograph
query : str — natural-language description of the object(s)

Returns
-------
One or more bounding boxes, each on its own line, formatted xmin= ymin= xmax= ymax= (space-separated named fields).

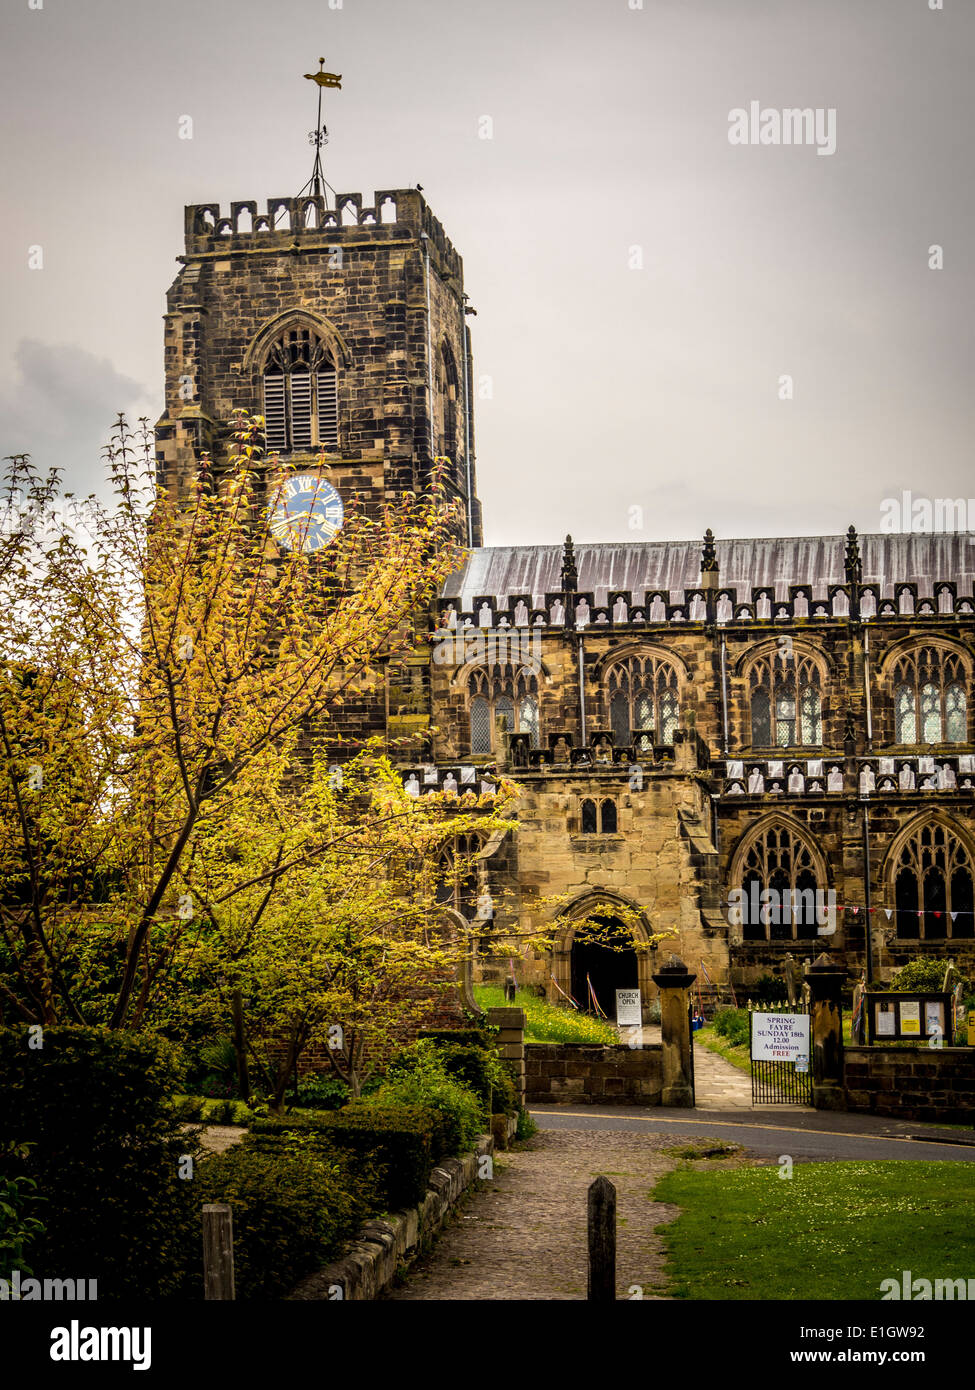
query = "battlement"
xmin=182 ymin=190 xmax=463 ymax=279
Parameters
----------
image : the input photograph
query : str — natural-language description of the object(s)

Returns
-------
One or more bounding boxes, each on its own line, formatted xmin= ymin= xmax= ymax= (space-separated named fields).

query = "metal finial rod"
xmin=299 ymin=58 xmax=342 ymax=206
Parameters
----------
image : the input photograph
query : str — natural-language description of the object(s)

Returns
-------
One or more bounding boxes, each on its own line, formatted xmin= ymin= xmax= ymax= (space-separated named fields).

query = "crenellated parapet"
xmin=181 ymin=189 xmax=463 ymax=278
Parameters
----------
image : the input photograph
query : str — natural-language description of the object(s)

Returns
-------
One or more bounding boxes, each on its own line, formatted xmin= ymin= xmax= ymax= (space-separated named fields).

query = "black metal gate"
xmin=749 ymin=1009 xmax=812 ymax=1105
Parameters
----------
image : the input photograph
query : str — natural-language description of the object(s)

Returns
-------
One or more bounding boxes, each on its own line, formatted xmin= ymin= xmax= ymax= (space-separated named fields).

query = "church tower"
xmin=155 ymin=185 xmax=482 ymax=547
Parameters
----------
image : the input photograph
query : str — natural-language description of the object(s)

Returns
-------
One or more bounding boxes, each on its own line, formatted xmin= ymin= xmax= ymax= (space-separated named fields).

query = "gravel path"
xmin=386 ymin=1128 xmax=708 ymax=1301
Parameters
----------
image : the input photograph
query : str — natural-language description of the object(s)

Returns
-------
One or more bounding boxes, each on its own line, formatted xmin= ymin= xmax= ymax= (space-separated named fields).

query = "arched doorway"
xmin=570 ymin=916 xmax=639 ymax=1019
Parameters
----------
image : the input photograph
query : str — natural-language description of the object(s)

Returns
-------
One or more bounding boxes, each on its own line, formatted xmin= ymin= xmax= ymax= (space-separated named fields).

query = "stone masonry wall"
xmin=525 ymin=1042 xmax=663 ymax=1105
xmin=842 ymin=1045 xmax=975 ymax=1124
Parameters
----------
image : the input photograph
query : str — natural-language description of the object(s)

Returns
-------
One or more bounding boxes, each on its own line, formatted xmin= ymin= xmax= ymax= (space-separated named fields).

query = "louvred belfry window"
xmin=892 ymin=647 xmax=969 ymax=745
xmin=262 ymin=325 xmax=339 ymax=453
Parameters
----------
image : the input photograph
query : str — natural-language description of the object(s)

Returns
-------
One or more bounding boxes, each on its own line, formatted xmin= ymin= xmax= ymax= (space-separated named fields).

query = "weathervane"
xmin=300 ymin=57 xmax=342 ymax=203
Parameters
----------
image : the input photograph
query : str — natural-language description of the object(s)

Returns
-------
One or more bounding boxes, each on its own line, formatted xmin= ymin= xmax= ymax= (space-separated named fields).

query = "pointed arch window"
xmin=892 ymin=648 xmax=968 ymax=745
xmin=262 ymin=324 xmax=339 ymax=453
xmin=748 ymin=651 xmax=822 ymax=748
xmin=891 ymin=820 xmax=974 ymax=938
xmin=605 ymin=655 xmax=680 ymax=746
xmin=437 ymin=339 xmax=460 ymax=464
xmin=468 ymin=664 xmax=540 ymax=755
xmin=436 ymin=831 xmax=482 ymax=920
xmin=735 ymin=821 xmax=823 ymax=941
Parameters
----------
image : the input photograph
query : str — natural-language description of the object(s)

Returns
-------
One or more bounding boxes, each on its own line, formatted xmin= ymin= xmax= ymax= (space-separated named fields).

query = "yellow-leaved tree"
xmin=0 ymin=413 xmax=495 ymax=1034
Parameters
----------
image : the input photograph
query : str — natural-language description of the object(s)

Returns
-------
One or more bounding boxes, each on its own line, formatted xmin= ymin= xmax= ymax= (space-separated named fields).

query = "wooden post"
xmin=203 ymin=1203 xmax=235 ymax=1300
xmin=587 ymin=1176 xmax=616 ymax=1302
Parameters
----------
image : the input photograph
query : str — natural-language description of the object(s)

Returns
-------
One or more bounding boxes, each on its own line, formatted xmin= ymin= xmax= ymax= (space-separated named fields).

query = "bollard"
xmin=203 ymin=1202 xmax=235 ymax=1300
xmin=587 ymin=1176 xmax=616 ymax=1302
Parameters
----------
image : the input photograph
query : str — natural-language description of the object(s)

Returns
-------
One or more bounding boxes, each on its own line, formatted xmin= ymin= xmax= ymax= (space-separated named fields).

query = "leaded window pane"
xmin=921 ymin=683 xmax=942 ymax=743
xmin=946 ymin=682 xmax=967 ymax=743
xmin=634 ymin=692 xmax=654 ymax=730
xmin=518 ymin=695 xmax=539 ymax=747
xmin=775 ymin=693 xmax=795 ymax=747
xmin=470 ymin=696 xmax=491 ymax=754
xmin=751 ymin=687 xmax=771 ymax=746
xmin=895 ymin=684 xmax=916 ymax=743
xmin=610 ymin=691 xmax=629 ymax=747
xmin=659 ymin=689 xmax=679 ymax=744
xmin=495 ymin=696 xmax=514 ymax=738
xmin=799 ymin=685 xmax=821 ymax=745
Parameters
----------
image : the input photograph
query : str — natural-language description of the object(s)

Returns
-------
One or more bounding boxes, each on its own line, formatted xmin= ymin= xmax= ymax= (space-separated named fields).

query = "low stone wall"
xmin=287 ymin=1128 xmax=505 ymax=1301
xmin=525 ymin=1042 xmax=662 ymax=1105
xmin=842 ymin=1046 xmax=975 ymax=1124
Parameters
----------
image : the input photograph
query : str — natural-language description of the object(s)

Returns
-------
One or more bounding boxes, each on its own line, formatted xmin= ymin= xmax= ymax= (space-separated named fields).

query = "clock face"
xmin=270 ymin=473 xmax=344 ymax=553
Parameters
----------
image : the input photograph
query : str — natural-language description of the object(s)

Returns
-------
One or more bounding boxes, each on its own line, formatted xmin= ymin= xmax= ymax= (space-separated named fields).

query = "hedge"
xmin=0 ymin=1026 xmax=198 ymax=1298
xmin=248 ymin=1103 xmax=442 ymax=1211
xmin=189 ymin=1142 xmax=364 ymax=1299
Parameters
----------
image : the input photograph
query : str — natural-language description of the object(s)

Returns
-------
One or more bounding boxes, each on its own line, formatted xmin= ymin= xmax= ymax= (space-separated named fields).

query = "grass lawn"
xmin=653 ymin=1160 xmax=975 ymax=1299
xmin=473 ymin=985 xmax=619 ymax=1044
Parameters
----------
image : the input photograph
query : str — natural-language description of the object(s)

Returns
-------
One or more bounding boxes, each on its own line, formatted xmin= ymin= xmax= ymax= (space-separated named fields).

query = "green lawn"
xmin=653 ymin=1160 xmax=975 ymax=1299
xmin=694 ymin=1024 xmax=751 ymax=1073
xmin=473 ymin=985 xmax=619 ymax=1044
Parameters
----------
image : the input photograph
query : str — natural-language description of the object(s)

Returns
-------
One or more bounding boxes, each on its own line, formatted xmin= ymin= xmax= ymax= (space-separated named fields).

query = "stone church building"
xmin=155 ymin=186 xmax=975 ymax=1016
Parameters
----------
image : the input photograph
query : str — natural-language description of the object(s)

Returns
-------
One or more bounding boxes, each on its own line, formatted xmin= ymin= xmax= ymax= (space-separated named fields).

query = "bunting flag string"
xmin=722 ymin=900 xmax=975 ymax=916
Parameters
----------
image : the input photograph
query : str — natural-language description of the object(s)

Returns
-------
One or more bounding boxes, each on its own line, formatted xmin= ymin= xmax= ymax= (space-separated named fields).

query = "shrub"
xmin=418 ymin=1028 xmax=496 ymax=1049
xmin=375 ymin=1039 xmax=486 ymax=1153
xmin=0 ymin=1026 xmax=199 ymax=1299
xmin=889 ymin=957 xmax=968 ymax=996
xmin=293 ymin=1073 xmax=351 ymax=1110
xmin=515 ymin=1107 xmax=538 ymax=1141
xmin=712 ymin=1007 xmax=750 ymax=1048
xmin=0 ymin=1142 xmax=46 ymax=1279
xmin=189 ymin=1140 xmax=363 ymax=1298
xmin=249 ymin=1104 xmax=439 ymax=1211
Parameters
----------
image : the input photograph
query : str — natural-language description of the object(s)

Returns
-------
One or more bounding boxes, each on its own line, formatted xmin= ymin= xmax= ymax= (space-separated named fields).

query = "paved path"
xmin=691 ymin=1039 xmax=759 ymax=1108
xmin=385 ymin=1128 xmax=700 ymax=1301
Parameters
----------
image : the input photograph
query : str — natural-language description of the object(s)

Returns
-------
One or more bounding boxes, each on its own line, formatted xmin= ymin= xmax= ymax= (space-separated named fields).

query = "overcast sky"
xmin=1 ymin=0 xmax=972 ymax=547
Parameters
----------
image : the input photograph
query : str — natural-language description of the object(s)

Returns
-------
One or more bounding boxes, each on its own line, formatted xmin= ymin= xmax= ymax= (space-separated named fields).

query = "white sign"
xmin=875 ymin=1003 xmax=896 ymax=1037
xmin=616 ymin=989 xmax=642 ymax=1028
xmin=750 ymin=1011 xmax=810 ymax=1062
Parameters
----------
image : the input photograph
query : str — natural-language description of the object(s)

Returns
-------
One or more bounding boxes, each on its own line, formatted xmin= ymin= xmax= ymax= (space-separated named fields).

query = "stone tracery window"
xmin=605 ymin=654 xmax=679 ymax=747
xmin=749 ymin=651 xmax=822 ymax=748
xmin=891 ymin=820 xmax=974 ymax=939
xmin=436 ymin=831 xmax=482 ymax=920
xmin=262 ymin=324 xmax=339 ymax=453
xmin=735 ymin=820 xmax=823 ymax=942
xmin=468 ymin=664 xmax=539 ymax=755
xmin=891 ymin=647 xmax=968 ymax=745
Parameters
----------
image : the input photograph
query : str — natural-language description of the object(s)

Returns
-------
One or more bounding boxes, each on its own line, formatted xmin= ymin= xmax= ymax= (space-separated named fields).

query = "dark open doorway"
xmin=570 ymin=915 xmax=639 ymax=1019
